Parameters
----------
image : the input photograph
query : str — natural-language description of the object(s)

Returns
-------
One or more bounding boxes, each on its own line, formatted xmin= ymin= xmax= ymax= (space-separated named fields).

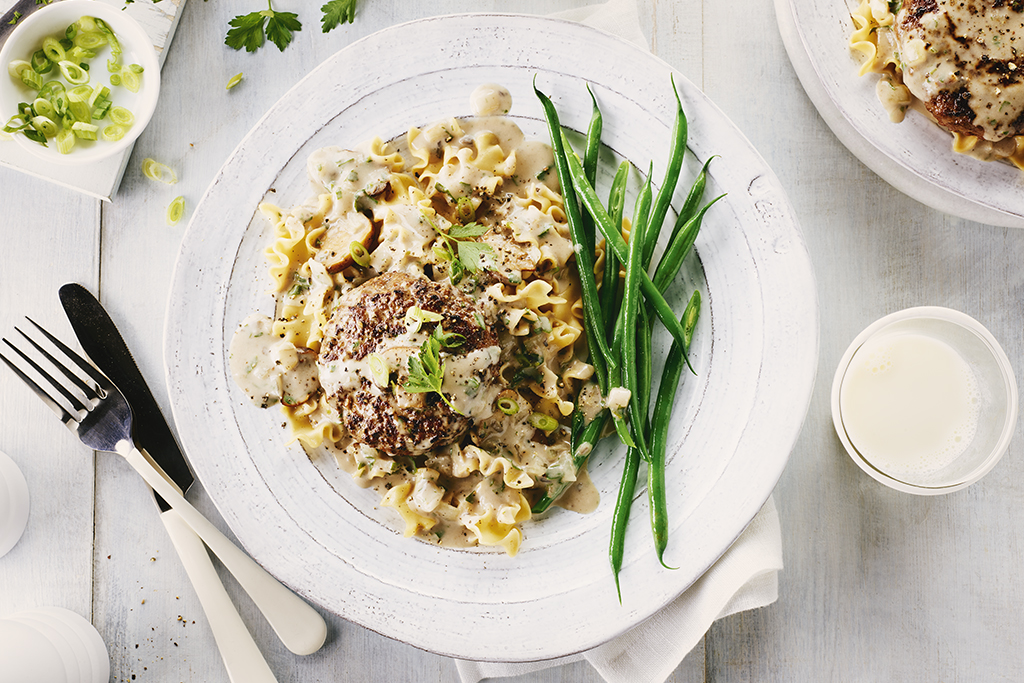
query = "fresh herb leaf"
xmin=265 ymin=7 xmax=301 ymax=51
xmin=448 ymin=221 xmax=488 ymax=239
xmin=432 ymin=324 xmax=465 ymax=348
xmin=225 ymin=2 xmax=302 ymax=53
xmin=225 ymin=11 xmax=266 ymax=52
xmin=454 ymin=240 xmax=491 ymax=273
xmin=321 ymin=0 xmax=357 ymax=32
xmin=436 ymin=223 xmax=492 ymax=282
xmin=403 ymin=336 xmax=461 ymax=414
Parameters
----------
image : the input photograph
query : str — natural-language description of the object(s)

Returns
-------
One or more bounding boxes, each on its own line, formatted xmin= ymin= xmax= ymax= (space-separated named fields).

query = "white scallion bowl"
xmin=0 ymin=0 xmax=160 ymax=165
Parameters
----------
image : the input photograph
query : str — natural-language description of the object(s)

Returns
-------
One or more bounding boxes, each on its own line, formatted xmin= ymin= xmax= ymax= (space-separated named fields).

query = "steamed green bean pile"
xmin=533 ymin=78 xmax=723 ymax=599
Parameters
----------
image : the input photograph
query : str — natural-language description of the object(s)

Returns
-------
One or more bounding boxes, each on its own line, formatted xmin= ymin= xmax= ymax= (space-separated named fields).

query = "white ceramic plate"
xmin=775 ymin=0 xmax=1024 ymax=228
xmin=165 ymin=14 xmax=817 ymax=661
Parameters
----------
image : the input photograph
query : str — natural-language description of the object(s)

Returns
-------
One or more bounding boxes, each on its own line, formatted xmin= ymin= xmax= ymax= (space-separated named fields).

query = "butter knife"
xmin=59 ymin=284 xmax=326 ymax=668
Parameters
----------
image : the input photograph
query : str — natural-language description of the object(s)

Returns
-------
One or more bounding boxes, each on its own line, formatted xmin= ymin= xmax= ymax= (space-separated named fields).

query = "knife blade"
xmin=59 ymin=283 xmax=281 ymax=682
xmin=58 ymin=283 xmax=192 ymax=510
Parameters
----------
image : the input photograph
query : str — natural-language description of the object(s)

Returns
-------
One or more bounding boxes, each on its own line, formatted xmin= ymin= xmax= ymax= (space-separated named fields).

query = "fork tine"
xmin=2 ymin=335 xmax=91 ymax=412
xmin=0 ymin=346 xmax=77 ymax=425
xmin=26 ymin=317 xmax=111 ymax=391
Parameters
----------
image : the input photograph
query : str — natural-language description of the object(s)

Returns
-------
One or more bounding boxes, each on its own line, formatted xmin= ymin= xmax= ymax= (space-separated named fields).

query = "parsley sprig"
xmin=321 ymin=0 xmax=358 ymax=32
xmin=226 ymin=0 xmax=357 ymax=54
xmin=402 ymin=326 xmax=465 ymax=414
xmin=435 ymin=221 xmax=493 ymax=284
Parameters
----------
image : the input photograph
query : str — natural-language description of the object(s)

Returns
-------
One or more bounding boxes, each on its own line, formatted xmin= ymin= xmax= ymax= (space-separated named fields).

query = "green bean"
xmin=652 ymin=193 xmax=725 ymax=294
xmin=602 ymin=161 xmax=629 ymax=341
xmin=583 ymin=85 xmax=603 ymax=198
xmin=559 ymin=132 xmax=695 ymax=360
xmin=535 ymin=83 xmax=616 ymax=380
xmin=648 ymin=290 xmax=701 ymax=567
xmin=674 ymin=155 xmax=715 ymax=238
xmin=621 ymin=169 xmax=653 ymax=463
xmin=642 ymin=77 xmax=688 ymax=270
xmin=610 ymin=444 xmax=640 ymax=602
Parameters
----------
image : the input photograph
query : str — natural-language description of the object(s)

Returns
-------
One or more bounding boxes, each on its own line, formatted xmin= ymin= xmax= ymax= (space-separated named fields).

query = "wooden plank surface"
xmin=3 ymin=0 xmax=1024 ymax=681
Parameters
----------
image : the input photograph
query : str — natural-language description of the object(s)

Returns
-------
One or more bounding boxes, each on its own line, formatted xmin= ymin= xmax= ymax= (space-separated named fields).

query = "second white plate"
xmin=776 ymin=0 xmax=1024 ymax=228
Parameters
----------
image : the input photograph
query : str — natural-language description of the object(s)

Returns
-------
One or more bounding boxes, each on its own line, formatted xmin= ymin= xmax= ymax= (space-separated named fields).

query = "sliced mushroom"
xmin=477 ymin=230 xmax=536 ymax=286
xmin=314 ymin=211 xmax=378 ymax=273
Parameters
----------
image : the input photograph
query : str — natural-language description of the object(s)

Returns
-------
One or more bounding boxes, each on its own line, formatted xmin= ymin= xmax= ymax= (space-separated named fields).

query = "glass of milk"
xmin=831 ymin=307 xmax=1018 ymax=494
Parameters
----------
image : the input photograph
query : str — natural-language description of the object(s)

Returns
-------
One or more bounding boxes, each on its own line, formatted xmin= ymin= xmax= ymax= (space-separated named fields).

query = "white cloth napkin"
xmin=455 ymin=2 xmax=785 ymax=681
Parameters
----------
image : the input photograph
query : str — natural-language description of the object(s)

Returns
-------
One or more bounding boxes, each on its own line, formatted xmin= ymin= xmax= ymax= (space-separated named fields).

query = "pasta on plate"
xmin=228 ymin=84 xmax=606 ymax=557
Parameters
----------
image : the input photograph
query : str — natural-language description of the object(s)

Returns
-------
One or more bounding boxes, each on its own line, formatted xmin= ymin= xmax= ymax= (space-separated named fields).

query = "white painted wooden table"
xmin=2 ymin=1 xmax=1023 ymax=681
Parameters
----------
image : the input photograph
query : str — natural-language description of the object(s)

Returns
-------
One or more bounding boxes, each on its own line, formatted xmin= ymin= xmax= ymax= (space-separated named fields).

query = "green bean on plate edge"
xmin=533 ymin=77 xmax=722 ymax=600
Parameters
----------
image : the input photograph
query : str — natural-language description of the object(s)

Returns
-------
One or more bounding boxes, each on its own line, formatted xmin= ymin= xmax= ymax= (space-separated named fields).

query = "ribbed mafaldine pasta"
xmin=228 ymin=90 xmax=605 ymax=556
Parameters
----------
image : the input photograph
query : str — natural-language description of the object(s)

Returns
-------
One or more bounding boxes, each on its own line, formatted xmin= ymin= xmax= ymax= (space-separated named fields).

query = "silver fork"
xmin=1 ymin=318 xmax=327 ymax=658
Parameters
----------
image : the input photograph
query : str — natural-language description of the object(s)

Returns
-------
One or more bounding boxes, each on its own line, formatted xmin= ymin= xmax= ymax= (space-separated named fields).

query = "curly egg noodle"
xmin=850 ymin=0 xmax=1024 ymax=169
xmin=228 ymin=85 xmax=607 ymax=556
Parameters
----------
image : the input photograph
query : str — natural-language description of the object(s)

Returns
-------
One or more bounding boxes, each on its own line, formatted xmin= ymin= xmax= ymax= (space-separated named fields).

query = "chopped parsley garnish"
xmin=402 ymin=335 xmax=461 ymax=414
xmin=432 ymin=220 xmax=494 ymax=284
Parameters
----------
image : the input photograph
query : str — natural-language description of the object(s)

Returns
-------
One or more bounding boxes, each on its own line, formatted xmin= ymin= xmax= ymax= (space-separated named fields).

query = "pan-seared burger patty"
xmin=317 ymin=272 xmax=501 ymax=456
xmin=894 ymin=0 xmax=1024 ymax=142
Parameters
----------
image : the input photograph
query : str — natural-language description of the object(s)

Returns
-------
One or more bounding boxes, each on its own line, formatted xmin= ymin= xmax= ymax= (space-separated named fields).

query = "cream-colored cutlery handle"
xmin=160 ymin=509 xmax=280 ymax=683
xmin=118 ymin=443 xmax=328 ymax=656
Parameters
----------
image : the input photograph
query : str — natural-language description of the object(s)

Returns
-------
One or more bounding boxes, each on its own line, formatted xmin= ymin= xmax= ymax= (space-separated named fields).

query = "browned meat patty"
xmin=895 ymin=0 xmax=1024 ymax=141
xmin=317 ymin=272 xmax=499 ymax=456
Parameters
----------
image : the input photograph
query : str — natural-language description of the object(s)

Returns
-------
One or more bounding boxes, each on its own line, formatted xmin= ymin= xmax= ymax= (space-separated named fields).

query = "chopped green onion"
xmin=3 ymin=114 xmax=28 ymax=134
xmin=22 ymin=128 xmax=47 ymax=145
xmin=226 ymin=72 xmax=243 ymax=90
xmin=42 ymin=37 xmax=66 ymax=63
xmin=128 ymin=63 xmax=143 ymax=74
xmin=142 ymin=158 xmax=178 ymax=184
xmin=20 ymin=69 xmax=43 ymax=90
xmin=528 ymin=412 xmax=559 ymax=433
xmin=88 ymin=84 xmax=109 ymax=107
xmin=74 ymin=31 xmax=106 ymax=50
xmin=7 ymin=59 xmax=31 ymax=79
xmin=404 ymin=306 xmax=444 ymax=334
xmin=368 ymin=353 xmax=389 ymax=387
xmin=31 ymin=50 xmax=52 ymax=74
xmin=38 ymin=80 xmax=65 ymax=101
xmin=94 ymin=18 xmax=121 ymax=57
xmin=30 ymin=115 xmax=58 ymax=137
xmin=77 ymin=16 xmax=97 ymax=32
xmin=65 ymin=24 xmax=77 ymax=41
xmin=350 ymin=240 xmax=370 ymax=267
xmin=66 ymin=47 xmax=95 ymax=63
xmin=56 ymin=128 xmax=75 ymax=154
xmin=108 ymin=106 xmax=133 ymax=127
xmin=106 ymin=57 xmax=121 ymax=73
xmin=32 ymin=97 xmax=56 ymax=120
xmin=119 ymin=66 xmax=140 ymax=93
xmin=71 ymin=121 xmax=98 ymax=140
xmin=101 ymin=124 xmax=125 ymax=142
xmin=108 ymin=73 xmax=121 ymax=86
xmin=68 ymin=85 xmax=92 ymax=101
xmin=497 ymin=397 xmax=520 ymax=415
xmin=92 ymin=99 xmax=111 ymax=120
xmin=166 ymin=196 xmax=185 ymax=226
xmin=58 ymin=60 xmax=89 ymax=85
